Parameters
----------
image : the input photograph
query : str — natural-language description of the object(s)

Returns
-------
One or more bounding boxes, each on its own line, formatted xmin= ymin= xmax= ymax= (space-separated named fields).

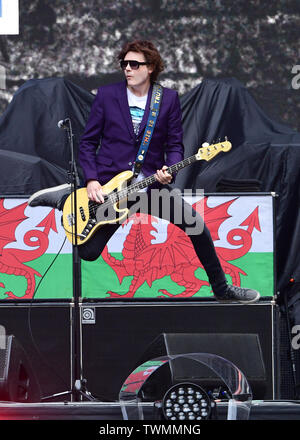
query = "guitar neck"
xmin=98 ymin=139 xmax=231 ymax=207
xmin=110 ymin=154 xmax=198 ymax=204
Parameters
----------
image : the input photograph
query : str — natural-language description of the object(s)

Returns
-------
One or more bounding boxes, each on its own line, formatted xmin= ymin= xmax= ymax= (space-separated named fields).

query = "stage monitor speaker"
xmin=136 ymin=333 xmax=267 ymax=399
xmin=0 ymin=335 xmax=41 ymax=402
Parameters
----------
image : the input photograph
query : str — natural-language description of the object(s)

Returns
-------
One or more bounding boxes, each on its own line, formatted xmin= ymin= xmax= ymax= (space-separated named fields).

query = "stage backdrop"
xmin=0 ymin=193 xmax=275 ymax=300
xmin=0 ymin=1 xmax=299 ymax=131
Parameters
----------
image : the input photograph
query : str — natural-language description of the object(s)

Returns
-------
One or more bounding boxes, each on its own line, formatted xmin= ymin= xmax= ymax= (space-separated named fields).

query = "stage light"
xmin=162 ymin=382 xmax=213 ymax=420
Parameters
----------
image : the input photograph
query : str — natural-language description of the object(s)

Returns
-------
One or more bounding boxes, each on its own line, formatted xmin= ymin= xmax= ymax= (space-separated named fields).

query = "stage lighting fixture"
xmin=162 ymin=382 xmax=213 ymax=420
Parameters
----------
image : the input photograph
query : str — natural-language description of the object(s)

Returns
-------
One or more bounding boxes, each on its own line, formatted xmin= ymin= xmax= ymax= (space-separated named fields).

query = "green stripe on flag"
xmin=0 ymin=254 xmax=73 ymax=300
xmin=0 ymin=252 xmax=273 ymax=300
xmin=81 ymin=252 xmax=274 ymax=299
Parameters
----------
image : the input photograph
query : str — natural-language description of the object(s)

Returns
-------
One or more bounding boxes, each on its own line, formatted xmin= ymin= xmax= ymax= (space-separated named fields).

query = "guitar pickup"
xmin=79 ymin=206 xmax=86 ymax=221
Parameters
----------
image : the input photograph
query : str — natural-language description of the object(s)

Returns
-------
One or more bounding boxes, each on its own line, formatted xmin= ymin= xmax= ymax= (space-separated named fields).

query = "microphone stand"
xmin=42 ymin=118 xmax=97 ymax=402
xmin=67 ymin=118 xmax=96 ymax=401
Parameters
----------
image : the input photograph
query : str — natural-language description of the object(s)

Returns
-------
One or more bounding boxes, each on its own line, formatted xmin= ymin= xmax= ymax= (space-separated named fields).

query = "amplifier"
xmin=80 ymin=300 xmax=280 ymax=402
xmin=0 ymin=302 xmax=72 ymax=400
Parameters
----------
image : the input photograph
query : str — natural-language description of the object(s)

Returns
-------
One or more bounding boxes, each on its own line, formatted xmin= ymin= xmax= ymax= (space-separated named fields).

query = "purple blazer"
xmin=79 ymin=80 xmax=184 ymax=187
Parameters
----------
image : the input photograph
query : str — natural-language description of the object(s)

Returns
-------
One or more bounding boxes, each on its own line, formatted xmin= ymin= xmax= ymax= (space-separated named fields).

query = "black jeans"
xmin=77 ymin=186 xmax=227 ymax=294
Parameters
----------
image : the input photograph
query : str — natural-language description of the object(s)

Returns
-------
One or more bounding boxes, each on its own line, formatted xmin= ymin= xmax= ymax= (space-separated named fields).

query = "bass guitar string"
xmin=86 ymin=154 xmax=199 ymax=217
xmin=65 ymin=142 xmax=227 ymax=238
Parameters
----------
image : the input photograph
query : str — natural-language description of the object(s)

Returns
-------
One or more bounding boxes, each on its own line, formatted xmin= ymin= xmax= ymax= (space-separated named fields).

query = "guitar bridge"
xmin=67 ymin=213 xmax=75 ymax=226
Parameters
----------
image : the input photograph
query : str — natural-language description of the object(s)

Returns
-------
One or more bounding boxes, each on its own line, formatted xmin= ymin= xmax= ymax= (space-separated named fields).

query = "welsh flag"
xmin=0 ymin=195 xmax=274 ymax=300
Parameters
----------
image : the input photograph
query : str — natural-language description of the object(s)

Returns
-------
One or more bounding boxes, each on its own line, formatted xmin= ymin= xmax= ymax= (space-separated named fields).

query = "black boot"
xmin=28 ymin=183 xmax=71 ymax=210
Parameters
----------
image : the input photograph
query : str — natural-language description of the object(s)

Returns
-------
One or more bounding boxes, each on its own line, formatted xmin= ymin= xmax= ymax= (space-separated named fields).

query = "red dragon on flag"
xmin=102 ymin=197 xmax=261 ymax=298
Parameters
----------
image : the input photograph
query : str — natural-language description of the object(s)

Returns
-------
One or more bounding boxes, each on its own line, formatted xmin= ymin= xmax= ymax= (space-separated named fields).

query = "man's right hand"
xmin=86 ymin=180 xmax=106 ymax=203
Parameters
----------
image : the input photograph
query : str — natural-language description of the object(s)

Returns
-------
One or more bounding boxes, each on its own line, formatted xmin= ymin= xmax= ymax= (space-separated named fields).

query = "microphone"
xmin=57 ymin=118 xmax=70 ymax=129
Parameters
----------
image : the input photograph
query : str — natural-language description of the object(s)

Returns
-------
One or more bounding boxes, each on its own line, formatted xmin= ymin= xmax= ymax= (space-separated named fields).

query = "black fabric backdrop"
xmin=178 ymin=78 xmax=300 ymax=295
xmin=0 ymin=77 xmax=299 ymax=297
xmin=0 ymin=78 xmax=92 ymax=194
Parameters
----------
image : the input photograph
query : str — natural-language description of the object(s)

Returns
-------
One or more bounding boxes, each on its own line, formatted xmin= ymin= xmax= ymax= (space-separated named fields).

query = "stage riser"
xmin=0 ymin=402 xmax=299 ymax=420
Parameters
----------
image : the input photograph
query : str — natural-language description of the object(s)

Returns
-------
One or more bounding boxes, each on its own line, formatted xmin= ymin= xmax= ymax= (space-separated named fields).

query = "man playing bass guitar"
xmin=29 ymin=40 xmax=260 ymax=303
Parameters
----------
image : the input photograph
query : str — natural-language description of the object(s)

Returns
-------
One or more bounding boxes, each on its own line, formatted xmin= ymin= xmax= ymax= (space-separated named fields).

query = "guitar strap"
xmin=133 ymin=82 xmax=163 ymax=178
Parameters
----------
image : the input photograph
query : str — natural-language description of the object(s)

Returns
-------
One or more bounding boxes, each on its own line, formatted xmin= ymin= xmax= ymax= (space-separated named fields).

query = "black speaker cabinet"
xmin=0 ymin=302 xmax=72 ymax=400
xmin=0 ymin=335 xmax=41 ymax=402
xmin=80 ymin=301 xmax=280 ymax=402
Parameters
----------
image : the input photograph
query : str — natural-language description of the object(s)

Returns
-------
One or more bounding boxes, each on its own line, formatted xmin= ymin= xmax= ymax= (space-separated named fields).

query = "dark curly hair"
xmin=118 ymin=40 xmax=164 ymax=83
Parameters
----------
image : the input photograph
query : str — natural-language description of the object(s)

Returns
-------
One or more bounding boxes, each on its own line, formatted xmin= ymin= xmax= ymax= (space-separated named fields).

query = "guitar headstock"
xmin=196 ymin=138 xmax=232 ymax=161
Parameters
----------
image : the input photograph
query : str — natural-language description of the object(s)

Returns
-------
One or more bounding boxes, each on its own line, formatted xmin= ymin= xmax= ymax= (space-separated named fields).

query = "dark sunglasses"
xmin=120 ymin=60 xmax=149 ymax=70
